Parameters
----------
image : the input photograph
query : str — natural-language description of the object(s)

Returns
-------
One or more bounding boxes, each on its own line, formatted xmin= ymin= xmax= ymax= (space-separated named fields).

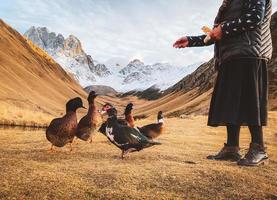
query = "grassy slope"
xmin=0 ymin=19 xmax=133 ymax=126
xmin=0 ymin=113 xmax=276 ymax=200
xmin=0 ymin=19 xmax=87 ymax=126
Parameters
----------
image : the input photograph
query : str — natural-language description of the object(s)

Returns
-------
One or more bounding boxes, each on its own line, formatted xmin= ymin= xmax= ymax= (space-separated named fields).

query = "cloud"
xmin=1 ymin=0 xmax=276 ymax=66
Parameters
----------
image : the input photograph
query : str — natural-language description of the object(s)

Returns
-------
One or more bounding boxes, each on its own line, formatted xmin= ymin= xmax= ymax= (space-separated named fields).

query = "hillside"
xmin=268 ymin=11 xmax=277 ymax=110
xmin=0 ymin=19 xmax=127 ymax=126
xmin=135 ymin=12 xmax=277 ymax=117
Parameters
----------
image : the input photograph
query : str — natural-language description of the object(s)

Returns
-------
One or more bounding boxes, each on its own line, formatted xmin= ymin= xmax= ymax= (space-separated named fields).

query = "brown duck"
xmin=124 ymin=103 xmax=135 ymax=128
xmin=137 ymin=111 xmax=164 ymax=139
xmin=46 ymin=97 xmax=85 ymax=151
xmin=76 ymin=91 xmax=99 ymax=142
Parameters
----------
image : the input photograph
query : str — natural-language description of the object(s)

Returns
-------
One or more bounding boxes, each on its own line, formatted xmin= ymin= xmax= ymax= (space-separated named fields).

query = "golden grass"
xmin=0 ymin=101 xmax=53 ymax=127
xmin=0 ymin=113 xmax=276 ymax=200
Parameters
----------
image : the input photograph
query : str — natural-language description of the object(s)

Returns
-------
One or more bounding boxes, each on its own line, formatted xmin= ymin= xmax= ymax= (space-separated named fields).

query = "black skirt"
xmin=208 ymin=58 xmax=268 ymax=127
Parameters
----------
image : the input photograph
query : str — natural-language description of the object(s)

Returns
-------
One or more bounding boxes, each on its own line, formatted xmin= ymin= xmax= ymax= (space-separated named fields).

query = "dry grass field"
xmin=0 ymin=113 xmax=276 ymax=200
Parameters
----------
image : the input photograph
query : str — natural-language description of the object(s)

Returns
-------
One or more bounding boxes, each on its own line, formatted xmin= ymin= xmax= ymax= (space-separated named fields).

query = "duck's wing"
xmin=118 ymin=125 xmax=152 ymax=145
xmin=77 ymin=116 xmax=92 ymax=133
xmin=46 ymin=118 xmax=62 ymax=135
xmin=117 ymin=118 xmax=128 ymax=126
xmin=98 ymin=122 xmax=107 ymax=135
xmin=78 ymin=116 xmax=91 ymax=127
xmin=137 ymin=123 xmax=163 ymax=139
xmin=46 ymin=118 xmax=70 ymax=147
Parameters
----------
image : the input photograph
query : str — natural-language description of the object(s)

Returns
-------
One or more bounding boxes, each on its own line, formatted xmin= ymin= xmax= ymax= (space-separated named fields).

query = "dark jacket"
xmin=215 ymin=0 xmax=273 ymax=67
xmin=187 ymin=0 xmax=273 ymax=68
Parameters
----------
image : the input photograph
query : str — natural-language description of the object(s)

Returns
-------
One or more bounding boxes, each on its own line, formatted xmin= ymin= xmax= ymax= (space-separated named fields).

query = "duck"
xmin=137 ymin=111 xmax=164 ymax=140
xmin=124 ymin=103 xmax=135 ymax=128
xmin=99 ymin=104 xmax=164 ymax=140
xmin=104 ymin=107 xmax=161 ymax=159
xmin=76 ymin=91 xmax=99 ymax=143
xmin=98 ymin=103 xmax=130 ymax=135
xmin=46 ymin=97 xmax=86 ymax=151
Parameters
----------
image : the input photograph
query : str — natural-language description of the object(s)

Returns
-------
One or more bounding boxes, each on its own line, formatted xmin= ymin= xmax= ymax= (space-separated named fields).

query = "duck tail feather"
xmin=149 ymin=140 xmax=162 ymax=145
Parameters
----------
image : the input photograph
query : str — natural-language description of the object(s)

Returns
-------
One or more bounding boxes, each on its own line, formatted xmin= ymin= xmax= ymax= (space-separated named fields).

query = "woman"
xmin=173 ymin=0 xmax=272 ymax=166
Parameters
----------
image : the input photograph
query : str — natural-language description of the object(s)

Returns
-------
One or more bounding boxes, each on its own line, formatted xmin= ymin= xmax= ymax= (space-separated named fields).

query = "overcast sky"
xmin=1 ymin=0 xmax=276 ymax=66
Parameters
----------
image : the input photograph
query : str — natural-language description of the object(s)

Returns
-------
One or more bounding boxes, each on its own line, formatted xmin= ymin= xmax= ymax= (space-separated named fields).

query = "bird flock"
xmin=46 ymin=91 xmax=164 ymax=159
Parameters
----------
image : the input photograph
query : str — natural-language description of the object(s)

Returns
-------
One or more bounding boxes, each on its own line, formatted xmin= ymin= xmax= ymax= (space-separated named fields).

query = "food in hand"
xmin=202 ymin=26 xmax=212 ymax=44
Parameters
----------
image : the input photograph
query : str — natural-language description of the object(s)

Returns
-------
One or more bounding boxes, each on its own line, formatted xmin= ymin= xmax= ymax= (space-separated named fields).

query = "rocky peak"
xmin=63 ymin=35 xmax=84 ymax=57
xmin=92 ymin=64 xmax=111 ymax=77
xmin=24 ymin=26 xmax=64 ymax=52
xmin=129 ymin=59 xmax=144 ymax=66
xmin=119 ymin=59 xmax=145 ymax=75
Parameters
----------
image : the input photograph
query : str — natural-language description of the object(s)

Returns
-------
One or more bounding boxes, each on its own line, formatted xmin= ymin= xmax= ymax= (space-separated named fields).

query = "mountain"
xmin=0 ymin=19 xmax=124 ymax=126
xmin=117 ymin=60 xmax=199 ymax=90
xmin=24 ymin=26 xmax=200 ymax=92
xmin=0 ymin=20 xmax=88 ymax=126
xmin=24 ymin=26 xmax=112 ymax=86
xmin=84 ymin=85 xmax=117 ymax=96
xmin=268 ymin=11 xmax=277 ymax=110
xmin=134 ymin=11 xmax=277 ymax=117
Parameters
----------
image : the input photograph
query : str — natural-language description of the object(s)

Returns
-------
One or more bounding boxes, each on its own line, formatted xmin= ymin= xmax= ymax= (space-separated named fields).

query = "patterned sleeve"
xmin=187 ymin=35 xmax=214 ymax=47
xmin=221 ymin=0 xmax=266 ymax=37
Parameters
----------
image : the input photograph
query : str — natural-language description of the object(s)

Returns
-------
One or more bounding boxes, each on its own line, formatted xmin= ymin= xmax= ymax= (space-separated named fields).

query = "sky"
xmin=1 ymin=0 xmax=276 ymax=67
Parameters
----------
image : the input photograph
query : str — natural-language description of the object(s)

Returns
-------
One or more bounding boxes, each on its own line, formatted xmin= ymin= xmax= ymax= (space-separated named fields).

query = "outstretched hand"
xmin=173 ymin=36 xmax=189 ymax=48
xmin=209 ymin=25 xmax=222 ymax=41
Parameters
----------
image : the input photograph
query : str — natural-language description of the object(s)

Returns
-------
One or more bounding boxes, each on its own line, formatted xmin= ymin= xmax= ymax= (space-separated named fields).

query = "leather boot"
xmin=237 ymin=143 xmax=268 ymax=166
xmin=207 ymin=143 xmax=241 ymax=161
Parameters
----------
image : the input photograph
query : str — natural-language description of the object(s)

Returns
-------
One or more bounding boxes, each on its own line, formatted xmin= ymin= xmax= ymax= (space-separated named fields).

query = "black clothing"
xmin=187 ymin=0 xmax=273 ymax=68
xmin=227 ymin=125 xmax=240 ymax=147
xmin=216 ymin=0 xmax=272 ymax=67
xmin=208 ymin=58 xmax=268 ymax=126
xmin=249 ymin=126 xmax=264 ymax=146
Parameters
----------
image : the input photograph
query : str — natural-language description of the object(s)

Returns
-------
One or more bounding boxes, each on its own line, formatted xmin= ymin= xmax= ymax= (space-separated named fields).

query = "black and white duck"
xmin=104 ymin=107 xmax=161 ymax=159
xmin=46 ymin=97 xmax=85 ymax=151
xmin=76 ymin=91 xmax=99 ymax=143
xmin=98 ymin=103 xmax=129 ymax=135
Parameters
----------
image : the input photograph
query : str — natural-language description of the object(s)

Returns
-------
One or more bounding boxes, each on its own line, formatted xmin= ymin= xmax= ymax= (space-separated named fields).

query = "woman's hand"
xmin=209 ymin=25 xmax=223 ymax=41
xmin=173 ymin=37 xmax=189 ymax=48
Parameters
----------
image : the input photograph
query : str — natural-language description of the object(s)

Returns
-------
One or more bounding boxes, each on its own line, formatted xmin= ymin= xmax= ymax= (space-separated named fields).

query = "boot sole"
xmin=207 ymin=155 xmax=241 ymax=162
xmin=238 ymin=158 xmax=269 ymax=167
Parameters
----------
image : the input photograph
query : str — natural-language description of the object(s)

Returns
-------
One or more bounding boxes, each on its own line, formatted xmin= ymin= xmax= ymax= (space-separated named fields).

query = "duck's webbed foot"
xmin=69 ymin=143 xmax=73 ymax=152
xmin=121 ymin=148 xmax=137 ymax=159
xmin=74 ymin=138 xmax=79 ymax=145
xmin=47 ymin=144 xmax=55 ymax=152
xmin=121 ymin=150 xmax=125 ymax=160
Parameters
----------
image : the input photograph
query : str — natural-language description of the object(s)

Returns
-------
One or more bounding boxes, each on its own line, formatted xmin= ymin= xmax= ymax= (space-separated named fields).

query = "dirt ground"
xmin=0 ymin=113 xmax=276 ymax=200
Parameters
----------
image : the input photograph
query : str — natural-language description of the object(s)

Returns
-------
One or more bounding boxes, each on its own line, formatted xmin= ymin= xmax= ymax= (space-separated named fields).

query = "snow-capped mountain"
xmin=24 ymin=26 xmax=110 ymax=85
xmin=24 ymin=26 xmax=200 ymax=92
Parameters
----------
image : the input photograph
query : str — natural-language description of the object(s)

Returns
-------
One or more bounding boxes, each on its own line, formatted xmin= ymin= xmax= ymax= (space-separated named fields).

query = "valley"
xmin=0 ymin=10 xmax=276 ymax=200
xmin=0 ymin=114 xmax=276 ymax=200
